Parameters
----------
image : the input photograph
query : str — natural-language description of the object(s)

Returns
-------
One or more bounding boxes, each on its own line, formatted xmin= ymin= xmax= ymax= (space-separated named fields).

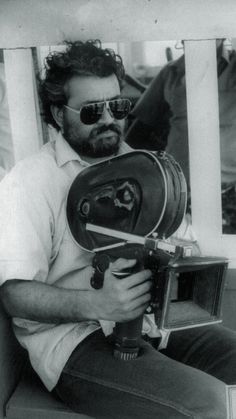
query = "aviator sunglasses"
xmin=64 ymin=98 xmax=131 ymax=125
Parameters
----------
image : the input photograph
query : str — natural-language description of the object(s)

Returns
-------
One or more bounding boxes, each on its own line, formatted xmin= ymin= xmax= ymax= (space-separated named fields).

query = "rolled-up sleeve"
xmin=0 ymin=164 xmax=53 ymax=284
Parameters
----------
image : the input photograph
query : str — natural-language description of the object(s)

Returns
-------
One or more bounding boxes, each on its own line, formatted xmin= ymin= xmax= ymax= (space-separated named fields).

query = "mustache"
xmin=94 ymin=123 xmax=122 ymax=136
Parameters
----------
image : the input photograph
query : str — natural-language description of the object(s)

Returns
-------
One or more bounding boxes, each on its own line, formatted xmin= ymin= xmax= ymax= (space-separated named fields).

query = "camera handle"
xmin=112 ymin=315 xmax=143 ymax=360
xmin=91 ymin=252 xmax=144 ymax=360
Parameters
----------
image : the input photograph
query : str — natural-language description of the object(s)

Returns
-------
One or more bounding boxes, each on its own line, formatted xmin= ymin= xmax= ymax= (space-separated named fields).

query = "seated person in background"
xmin=126 ymin=39 xmax=236 ymax=231
xmin=0 ymin=49 xmax=14 ymax=180
xmin=0 ymin=40 xmax=236 ymax=419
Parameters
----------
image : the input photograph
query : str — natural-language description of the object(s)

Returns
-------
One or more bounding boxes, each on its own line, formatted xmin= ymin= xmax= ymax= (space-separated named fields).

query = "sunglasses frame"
xmin=64 ymin=98 xmax=131 ymax=125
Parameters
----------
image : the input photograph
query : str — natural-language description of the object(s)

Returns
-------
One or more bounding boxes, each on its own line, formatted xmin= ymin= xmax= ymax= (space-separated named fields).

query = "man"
xmin=0 ymin=40 xmax=235 ymax=419
xmin=126 ymin=40 xmax=236 ymax=232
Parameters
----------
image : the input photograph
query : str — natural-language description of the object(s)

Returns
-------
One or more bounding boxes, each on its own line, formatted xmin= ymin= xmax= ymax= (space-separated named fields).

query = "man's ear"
xmin=50 ymin=105 xmax=64 ymax=129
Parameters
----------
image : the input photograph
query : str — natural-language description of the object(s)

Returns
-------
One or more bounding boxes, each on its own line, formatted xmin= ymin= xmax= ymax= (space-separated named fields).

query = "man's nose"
xmin=99 ymin=105 xmax=114 ymax=124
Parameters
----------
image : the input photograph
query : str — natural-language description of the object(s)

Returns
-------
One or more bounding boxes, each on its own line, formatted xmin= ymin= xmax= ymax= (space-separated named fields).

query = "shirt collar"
xmin=49 ymin=127 xmax=132 ymax=168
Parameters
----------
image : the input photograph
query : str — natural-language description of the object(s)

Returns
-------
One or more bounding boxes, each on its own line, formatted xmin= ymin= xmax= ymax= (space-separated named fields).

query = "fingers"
xmin=124 ymin=269 xmax=152 ymax=289
xmin=106 ymin=259 xmax=152 ymax=294
xmin=120 ymin=300 xmax=150 ymax=321
xmin=116 ymin=287 xmax=151 ymax=321
xmin=126 ymin=290 xmax=151 ymax=312
xmin=108 ymin=258 xmax=152 ymax=290
xmin=126 ymin=280 xmax=152 ymax=300
xmin=110 ymin=258 xmax=137 ymax=272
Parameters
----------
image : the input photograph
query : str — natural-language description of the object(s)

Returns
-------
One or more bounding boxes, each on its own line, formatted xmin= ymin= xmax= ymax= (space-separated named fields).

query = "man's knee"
xmin=190 ymin=380 xmax=227 ymax=419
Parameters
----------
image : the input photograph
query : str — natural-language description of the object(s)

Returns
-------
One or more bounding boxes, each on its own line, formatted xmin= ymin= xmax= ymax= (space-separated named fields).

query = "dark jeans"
xmin=54 ymin=324 xmax=236 ymax=419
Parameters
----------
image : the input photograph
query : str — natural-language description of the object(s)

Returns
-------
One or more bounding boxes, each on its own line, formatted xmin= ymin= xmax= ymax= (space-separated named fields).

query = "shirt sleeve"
xmin=0 ymin=165 xmax=53 ymax=284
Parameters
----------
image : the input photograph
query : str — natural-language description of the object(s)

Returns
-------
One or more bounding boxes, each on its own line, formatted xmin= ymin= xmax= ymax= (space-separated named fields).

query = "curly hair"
xmin=39 ymin=40 xmax=125 ymax=130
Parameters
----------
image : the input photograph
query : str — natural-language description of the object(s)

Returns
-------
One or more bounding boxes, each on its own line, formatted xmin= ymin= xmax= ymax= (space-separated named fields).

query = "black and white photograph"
xmin=0 ymin=1 xmax=236 ymax=418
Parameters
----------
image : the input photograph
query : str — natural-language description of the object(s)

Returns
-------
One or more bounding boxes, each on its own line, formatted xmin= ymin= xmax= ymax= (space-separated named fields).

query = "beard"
xmin=63 ymin=121 xmax=123 ymax=158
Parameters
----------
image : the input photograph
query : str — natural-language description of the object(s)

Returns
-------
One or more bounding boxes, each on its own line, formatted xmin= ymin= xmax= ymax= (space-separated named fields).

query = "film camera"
xmin=66 ymin=150 xmax=228 ymax=360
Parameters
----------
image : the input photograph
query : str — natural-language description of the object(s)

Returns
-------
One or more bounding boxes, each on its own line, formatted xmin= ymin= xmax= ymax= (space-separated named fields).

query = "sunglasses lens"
xmin=80 ymin=102 xmax=104 ymax=125
xmin=109 ymin=99 xmax=131 ymax=120
xmin=79 ymin=99 xmax=131 ymax=124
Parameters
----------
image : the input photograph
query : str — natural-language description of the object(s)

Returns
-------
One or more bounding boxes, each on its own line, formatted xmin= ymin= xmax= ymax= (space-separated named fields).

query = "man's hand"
xmin=92 ymin=258 xmax=152 ymax=322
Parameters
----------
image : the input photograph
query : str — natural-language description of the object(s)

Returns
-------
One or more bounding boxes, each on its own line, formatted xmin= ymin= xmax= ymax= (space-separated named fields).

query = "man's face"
xmin=62 ymin=74 xmax=126 ymax=159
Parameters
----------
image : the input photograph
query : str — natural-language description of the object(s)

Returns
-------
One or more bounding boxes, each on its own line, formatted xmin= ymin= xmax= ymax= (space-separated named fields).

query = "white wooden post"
xmin=185 ymin=40 xmax=222 ymax=252
xmin=4 ymin=49 xmax=43 ymax=163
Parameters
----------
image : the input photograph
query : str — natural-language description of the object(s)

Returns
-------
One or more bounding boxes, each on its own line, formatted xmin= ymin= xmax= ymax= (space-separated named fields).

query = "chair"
xmin=0 ymin=302 xmax=94 ymax=419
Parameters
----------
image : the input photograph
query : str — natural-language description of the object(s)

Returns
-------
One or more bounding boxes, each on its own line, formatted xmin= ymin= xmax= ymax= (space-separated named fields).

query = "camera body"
xmin=92 ymin=242 xmax=228 ymax=359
